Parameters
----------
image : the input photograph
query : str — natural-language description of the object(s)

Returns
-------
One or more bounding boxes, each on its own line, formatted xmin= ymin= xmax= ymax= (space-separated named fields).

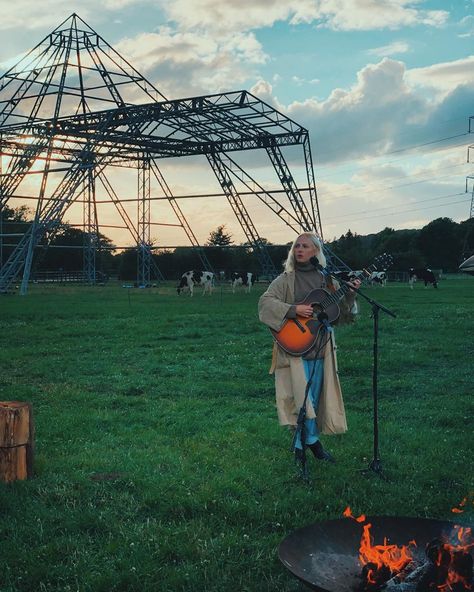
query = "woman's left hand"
xmin=347 ymin=279 xmax=361 ymax=291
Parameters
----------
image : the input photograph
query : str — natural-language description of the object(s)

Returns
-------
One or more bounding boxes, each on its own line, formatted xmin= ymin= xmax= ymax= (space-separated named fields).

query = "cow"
xmin=177 ymin=270 xmax=214 ymax=296
xmin=408 ymin=268 xmax=438 ymax=289
xmin=332 ymin=270 xmax=360 ymax=284
xmin=368 ymin=271 xmax=387 ymax=287
xmin=231 ymin=272 xmax=257 ymax=293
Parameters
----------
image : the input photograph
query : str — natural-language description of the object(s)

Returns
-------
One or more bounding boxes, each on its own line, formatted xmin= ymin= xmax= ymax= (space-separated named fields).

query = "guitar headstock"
xmin=334 ymin=253 xmax=394 ymax=286
xmin=355 ymin=253 xmax=393 ymax=281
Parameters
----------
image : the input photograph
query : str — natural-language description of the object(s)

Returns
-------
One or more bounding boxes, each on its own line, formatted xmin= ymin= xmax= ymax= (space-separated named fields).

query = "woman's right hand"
xmin=295 ymin=304 xmax=314 ymax=318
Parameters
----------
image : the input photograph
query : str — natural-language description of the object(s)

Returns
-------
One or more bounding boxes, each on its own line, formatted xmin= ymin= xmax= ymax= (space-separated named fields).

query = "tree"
xmin=206 ymin=225 xmax=233 ymax=247
xmin=38 ymin=225 xmax=116 ymax=272
xmin=416 ymin=218 xmax=462 ymax=271
xmin=459 ymin=218 xmax=474 ymax=261
xmin=0 ymin=205 xmax=32 ymax=266
xmin=328 ymin=230 xmax=370 ymax=269
xmin=370 ymin=227 xmax=396 ymax=254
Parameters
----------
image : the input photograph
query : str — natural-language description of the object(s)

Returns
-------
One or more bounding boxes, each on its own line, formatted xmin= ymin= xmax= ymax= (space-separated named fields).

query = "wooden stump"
xmin=0 ymin=402 xmax=34 ymax=483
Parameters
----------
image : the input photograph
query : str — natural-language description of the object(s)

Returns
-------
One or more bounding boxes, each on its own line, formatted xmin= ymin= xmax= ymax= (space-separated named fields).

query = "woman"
xmin=258 ymin=232 xmax=360 ymax=467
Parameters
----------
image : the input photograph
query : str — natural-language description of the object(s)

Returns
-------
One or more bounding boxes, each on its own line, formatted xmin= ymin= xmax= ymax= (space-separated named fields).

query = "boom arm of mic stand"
xmin=353 ymin=286 xmax=397 ymax=319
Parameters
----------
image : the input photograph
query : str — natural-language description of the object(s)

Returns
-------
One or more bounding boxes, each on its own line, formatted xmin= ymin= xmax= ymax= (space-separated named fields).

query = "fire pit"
xmin=278 ymin=516 xmax=473 ymax=592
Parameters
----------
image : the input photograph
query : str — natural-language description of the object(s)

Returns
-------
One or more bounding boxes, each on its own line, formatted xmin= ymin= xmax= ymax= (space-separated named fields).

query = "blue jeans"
xmin=294 ymin=358 xmax=324 ymax=450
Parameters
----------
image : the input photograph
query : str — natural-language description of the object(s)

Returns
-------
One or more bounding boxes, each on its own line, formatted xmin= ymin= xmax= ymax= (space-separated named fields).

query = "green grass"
xmin=0 ymin=279 xmax=473 ymax=591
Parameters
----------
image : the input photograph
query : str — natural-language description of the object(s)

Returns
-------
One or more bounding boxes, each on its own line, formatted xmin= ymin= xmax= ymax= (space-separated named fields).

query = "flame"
xmin=451 ymin=494 xmax=474 ymax=515
xmin=455 ymin=526 xmax=472 ymax=544
xmin=344 ymin=506 xmax=366 ymax=523
xmin=343 ymin=507 xmax=474 ymax=591
xmin=359 ymin=522 xmax=414 ymax=578
xmin=343 ymin=507 xmax=414 ymax=582
xmin=433 ymin=538 xmax=474 ymax=592
xmin=452 ymin=498 xmax=467 ymax=514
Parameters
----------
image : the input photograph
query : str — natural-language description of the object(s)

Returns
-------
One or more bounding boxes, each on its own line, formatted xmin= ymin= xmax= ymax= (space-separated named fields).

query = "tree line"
xmin=1 ymin=206 xmax=473 ymax=280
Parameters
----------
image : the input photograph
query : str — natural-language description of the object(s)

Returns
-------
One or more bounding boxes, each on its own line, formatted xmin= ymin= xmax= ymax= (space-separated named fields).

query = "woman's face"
xmin=294 ymin=235 xmax=318 ymax=264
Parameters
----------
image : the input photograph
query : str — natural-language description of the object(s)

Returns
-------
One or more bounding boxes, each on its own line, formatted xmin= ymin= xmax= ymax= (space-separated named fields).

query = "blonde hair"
xmin=284 ymin=232 xmax=327 ymax=273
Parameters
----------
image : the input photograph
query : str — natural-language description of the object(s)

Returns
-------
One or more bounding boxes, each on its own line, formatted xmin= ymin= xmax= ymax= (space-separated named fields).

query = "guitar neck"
xmin=322 ymin=254 xmax=392 ymax=311
xmin=322 ymin=268 xmax=370 ymax=309
xmin=331 ymin=282 xmax=353 ymax=305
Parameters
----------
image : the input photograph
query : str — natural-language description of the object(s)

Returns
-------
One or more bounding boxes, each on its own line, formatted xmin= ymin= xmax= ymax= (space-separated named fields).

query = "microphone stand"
xmin=351 ymin=285 xmax=396 ymax=476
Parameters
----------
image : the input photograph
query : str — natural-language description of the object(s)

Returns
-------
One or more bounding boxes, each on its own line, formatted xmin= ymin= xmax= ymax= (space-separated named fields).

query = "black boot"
xmin=308 ymin=440 xmax=336 ymax=463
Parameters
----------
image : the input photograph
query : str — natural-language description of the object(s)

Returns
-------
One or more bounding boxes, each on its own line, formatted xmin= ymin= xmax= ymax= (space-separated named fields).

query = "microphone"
xmin=309 ymin=256 xmax=323 ymax=270
xmin=317 ymin=311 xmax=333 ymax=332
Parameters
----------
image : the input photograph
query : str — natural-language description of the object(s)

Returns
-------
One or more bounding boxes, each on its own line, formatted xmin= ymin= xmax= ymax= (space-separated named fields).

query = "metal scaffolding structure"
xmin=467 ymin=116 xmax=474 ymax=219
xmin=0 ymin=13 xmax=324 ymax=294
xmin=460 ymin=115 xmax=474 ymax=261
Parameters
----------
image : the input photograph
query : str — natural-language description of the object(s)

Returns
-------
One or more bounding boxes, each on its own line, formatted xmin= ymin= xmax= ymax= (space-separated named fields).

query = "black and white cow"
xmin=408 ymin=268 xmax=438 ymax=289
xmin=332 ymin=270 xmax=360 ymax=284
xmin=231 ymin=272 xmax=257 ymax=293
xmin=368 ymin=271 xmax=387 ymax=286
xmin=177 ymin=270 xmax=214 ymax=296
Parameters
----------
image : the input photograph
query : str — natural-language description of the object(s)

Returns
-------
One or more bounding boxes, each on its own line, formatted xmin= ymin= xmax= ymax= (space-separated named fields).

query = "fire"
xmin=343 ymin=507 xmax=415 ymax=584
xmin=343 ymin=507 xmax=474 ymax=591
xmin=359 ymin=522 xmax=415 ymax=583
xmin=344 ymin=506 xmax=366 ymax=523
xmin=439 ymin=526 xmax=474 ymax=592
xmin=452 ymin=498 xmax=468 ymax=514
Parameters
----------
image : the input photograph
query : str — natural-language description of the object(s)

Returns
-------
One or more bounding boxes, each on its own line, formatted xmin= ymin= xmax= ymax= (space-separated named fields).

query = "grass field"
xmin=0 ymin=278 xmax=473 ymax=592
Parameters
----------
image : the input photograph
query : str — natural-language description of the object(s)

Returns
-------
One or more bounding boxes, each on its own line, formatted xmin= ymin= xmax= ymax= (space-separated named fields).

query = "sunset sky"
xmin=1 ymin=0 xmax=473 ymax=247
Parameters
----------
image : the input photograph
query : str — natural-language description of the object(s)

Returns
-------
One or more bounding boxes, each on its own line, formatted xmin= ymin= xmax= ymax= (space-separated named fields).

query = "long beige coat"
xmin=258 ymin=270 xmax=349 ymax=435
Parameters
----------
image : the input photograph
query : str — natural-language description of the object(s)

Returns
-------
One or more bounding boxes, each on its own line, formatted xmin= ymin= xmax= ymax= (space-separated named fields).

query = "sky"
xmin=1 ymin=0 xmax=474 ymax=248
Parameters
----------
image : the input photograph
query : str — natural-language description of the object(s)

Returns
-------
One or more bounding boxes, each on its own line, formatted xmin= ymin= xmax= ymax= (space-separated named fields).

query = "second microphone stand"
xmin=352 ymin=285 xmax=396 ymax=476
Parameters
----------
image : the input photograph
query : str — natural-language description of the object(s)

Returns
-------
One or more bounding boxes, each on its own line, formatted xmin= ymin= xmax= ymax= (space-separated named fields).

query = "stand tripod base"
xmin=360 ymin=458 xmax=385 ymax=478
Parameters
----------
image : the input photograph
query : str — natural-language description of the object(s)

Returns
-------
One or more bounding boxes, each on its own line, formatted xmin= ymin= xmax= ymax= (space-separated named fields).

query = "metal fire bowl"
xmin=278 ymin=516 xmax=469 ymax=592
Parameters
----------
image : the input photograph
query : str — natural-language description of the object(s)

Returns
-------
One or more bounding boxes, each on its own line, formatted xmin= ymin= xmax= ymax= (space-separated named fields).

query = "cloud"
xmin=115 ymin=27 xmax=267 ymax=98
xmin=367 ymin=41 xmax=410 ymax=57
xmin=406 ymin=55 xmax=474 ymax=94
xmin=285 ymin=58 xmax=420 ymax=162
xmin=159 ymin=0 xmax=319 ymax=33
xmin=249 ymin=80 xmax=279 ymax=107
xmin=0 ymin=0 xmax=450 ymax=36
xmin=313 ymin=0 xmax=447 ymax=32
xmin=270 ymin=56 xmax=474 ymax=167
xmin=458 ymin=15 xmax=474 ymax=38
xmin=159 ymin=0 xmax=448 ymax=33
xmin=291 ymin=75 xmax=320 ymax=85
xmin=0 ymin=1 xmax=93 ymax=30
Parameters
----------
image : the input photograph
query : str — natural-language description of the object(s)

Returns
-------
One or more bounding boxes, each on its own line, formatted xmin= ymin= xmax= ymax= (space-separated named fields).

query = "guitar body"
xmin=271 ymin=289 xmax=341 ymax=356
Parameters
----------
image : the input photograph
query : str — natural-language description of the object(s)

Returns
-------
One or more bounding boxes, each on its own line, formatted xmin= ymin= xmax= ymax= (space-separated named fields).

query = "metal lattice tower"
xmin=468 ymin=116 xmax=474 ymax=219
xmin=0 ymin=14 xmax=324 ymax=293
xmin=460 ymin=115 xmax=474 ymax=261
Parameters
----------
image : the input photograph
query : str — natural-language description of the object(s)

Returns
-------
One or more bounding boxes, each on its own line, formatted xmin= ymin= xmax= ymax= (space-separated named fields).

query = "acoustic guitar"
xmin=271 ymin=254 xmax=393 ymax=355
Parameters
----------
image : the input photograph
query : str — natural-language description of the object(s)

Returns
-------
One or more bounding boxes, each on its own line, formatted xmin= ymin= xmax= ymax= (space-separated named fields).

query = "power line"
xmin=320 ymin=162 xmax=470 ymax=203
xmin=316 ymin=136 xmax=471 ymax=180
xmin=324 ymin=192 xmax=468 ymax=223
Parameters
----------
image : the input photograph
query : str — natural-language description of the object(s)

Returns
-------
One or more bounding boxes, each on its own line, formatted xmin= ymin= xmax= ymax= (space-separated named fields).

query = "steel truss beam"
xmin=265 ymin=145 xmax=315 ymax=234
xmin=149 ymin=160 xmax=214 ymax=274
xmin=137 ymin=157 xmax=151 ymax=287
xmin=83 ymin=167 xmax=98 ymax=284
xmin=207 ymin=152 xmax=277 ymax=277
xmin=212 ymin=153 xmax=303 ymax=234
xmin=4 ymin=165 xmax=91 ymax=294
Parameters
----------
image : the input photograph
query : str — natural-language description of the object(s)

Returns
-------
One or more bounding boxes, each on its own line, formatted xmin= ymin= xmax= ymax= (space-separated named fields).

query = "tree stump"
xmin=0 ymin=402 xmax=34 ymax=483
